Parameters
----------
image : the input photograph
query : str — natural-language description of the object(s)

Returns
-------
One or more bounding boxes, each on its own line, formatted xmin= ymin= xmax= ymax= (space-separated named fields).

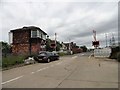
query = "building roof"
xmin=10 ymin=26 xmax=47 ymax=35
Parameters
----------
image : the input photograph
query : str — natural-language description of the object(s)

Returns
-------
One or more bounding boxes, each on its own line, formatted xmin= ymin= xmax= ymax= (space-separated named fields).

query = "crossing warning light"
xmin=92 ymin=41 xmax=99 ymax=46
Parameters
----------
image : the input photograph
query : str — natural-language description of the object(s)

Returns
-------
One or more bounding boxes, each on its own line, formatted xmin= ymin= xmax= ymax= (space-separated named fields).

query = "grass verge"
xmin=2 ymin=55 xmax=26 ymax=69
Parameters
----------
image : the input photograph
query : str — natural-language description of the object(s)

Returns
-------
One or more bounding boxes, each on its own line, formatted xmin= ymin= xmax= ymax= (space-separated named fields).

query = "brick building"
xmin=9 ymin=26 xmax=48 ymax=55
xmin=61 ymin=42 xmax=82 ymax=54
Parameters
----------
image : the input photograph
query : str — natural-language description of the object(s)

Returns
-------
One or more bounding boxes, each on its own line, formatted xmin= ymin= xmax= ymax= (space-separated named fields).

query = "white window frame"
xmin=9 ymin=32 xmax=13 ymax=44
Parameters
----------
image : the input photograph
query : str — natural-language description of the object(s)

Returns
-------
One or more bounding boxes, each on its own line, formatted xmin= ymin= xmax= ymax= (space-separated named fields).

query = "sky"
xmin=0 ymin=0 xmax=119 ymax=48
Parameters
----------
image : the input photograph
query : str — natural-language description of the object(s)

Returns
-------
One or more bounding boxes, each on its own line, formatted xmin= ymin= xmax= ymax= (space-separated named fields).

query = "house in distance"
xmin=9 ymin=26 xmax=48 ymax=55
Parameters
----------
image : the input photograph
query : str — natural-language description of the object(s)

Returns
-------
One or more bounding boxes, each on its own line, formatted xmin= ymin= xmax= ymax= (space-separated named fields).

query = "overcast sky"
xmin=0 ymin=0 xmax=119 ymax=48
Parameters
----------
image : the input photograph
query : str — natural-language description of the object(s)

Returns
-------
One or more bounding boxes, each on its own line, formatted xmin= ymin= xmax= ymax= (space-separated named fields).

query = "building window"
xmin=42 ymin=34 xmax=46 ymax=40
xmin=39 ymin=31 xmax=42 ymax=38
xmin=37 ymin=30 xmax=40 ymax=37
xmin=31 ymin=30 xmax=37 ymax=38
xmin=31 ymin=30 xmax=46 ymax=39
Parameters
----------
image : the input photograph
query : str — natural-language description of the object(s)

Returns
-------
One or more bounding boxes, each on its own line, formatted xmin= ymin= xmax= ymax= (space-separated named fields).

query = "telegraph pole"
xmin=109 ymin=38 xmax=112 ymax=47
xmin=55 ymin=33 xmax=57 ymax=51
xmin=112 ymin=33 xmax=115 ymax=47
xmin=105 ymin=33 xmax=108 ymax=47
xmin=69 ymin=39 xmax=72 ymax=54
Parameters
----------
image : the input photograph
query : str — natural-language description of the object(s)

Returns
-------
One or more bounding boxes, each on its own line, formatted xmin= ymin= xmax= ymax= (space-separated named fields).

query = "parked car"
xmin=23 ymin=56 xmax=36 ymax=65
xmin=36 ymin=51 xmax=59 ymax=63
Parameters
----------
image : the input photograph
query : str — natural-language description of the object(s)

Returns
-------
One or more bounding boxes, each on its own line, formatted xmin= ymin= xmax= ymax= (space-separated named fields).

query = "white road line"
xmin=31 ymin=72 xmax=35 ymax=74
xmin=2 ymin=75 xmax=24 ymax=85
xmin=81 ymin=54 xmax=84 ymax=56
xmin=36 ymin=69 xmax=43 ymax=72
xmin=72 ymin=56 xmax=78 ymax=59
xmin=88 ymin=53 xmax=93 ymax=59
xmin=88 ymin=55 xmax=91 ymax=58
xmin=36 ymin=67 xmax=49 ymax=72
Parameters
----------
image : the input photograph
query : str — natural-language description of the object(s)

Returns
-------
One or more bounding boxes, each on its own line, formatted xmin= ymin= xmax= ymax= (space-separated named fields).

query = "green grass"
xmin=2 ymin=55 xmax=26 ymax=68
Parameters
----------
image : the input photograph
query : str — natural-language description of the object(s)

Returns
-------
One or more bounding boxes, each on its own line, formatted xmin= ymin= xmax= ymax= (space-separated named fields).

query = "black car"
xmin=36 ymin=51 xmax=59 ymax=63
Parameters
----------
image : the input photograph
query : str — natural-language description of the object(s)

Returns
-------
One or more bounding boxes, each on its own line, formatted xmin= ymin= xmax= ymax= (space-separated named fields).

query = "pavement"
xmin=2 ymin=53 xmax=118 ymax=88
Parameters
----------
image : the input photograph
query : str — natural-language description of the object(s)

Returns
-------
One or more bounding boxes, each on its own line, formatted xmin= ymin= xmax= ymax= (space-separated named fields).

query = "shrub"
xmin=58 ymin=52 xmax=66 ymax=56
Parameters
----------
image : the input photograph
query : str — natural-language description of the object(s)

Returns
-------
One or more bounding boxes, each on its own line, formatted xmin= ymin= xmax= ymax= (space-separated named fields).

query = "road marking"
xmin=88 ymin=55 xmax=91 ymax=59
xmin=88 ymin=53 xmax=93 ymax=59
xmin=36 ymin=69 xmax=43 ymax=72
xmin=36 ymin=67 xmax=49 ymax=72
xmin=2 ymin=75 xmax=24 ymax=85
xmin=72 ymin=56 xmax=77 ymax=59
xmin=31 ymin=72 xmax=35 ymax=74
xmin=81 ymin=54 xmax=84 ymax=56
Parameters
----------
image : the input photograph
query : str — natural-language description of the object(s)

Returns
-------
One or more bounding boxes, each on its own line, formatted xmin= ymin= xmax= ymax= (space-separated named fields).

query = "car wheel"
xmin=47 ymin=58 xmax=50 ymax=63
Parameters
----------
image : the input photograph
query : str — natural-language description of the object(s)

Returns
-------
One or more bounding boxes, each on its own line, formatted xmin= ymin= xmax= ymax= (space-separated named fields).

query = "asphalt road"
xmin=2 ymin=53 xmax=118 ymax=88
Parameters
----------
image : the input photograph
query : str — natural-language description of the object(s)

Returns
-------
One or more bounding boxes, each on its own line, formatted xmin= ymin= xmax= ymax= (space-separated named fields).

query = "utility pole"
xmin=109 ymin=38 xmax=112 ymax=47
xmin=93 ymin=30 xmax=96 ymax=42
xmin=105 ymin=33 xmax=108 ymax=47
xmin=69 ymin=39 xmax=71 ymax=51
xmin=55 ymin=33 xmax=57 ymax=51
xmin=112 ymin=33 xmax=115 ymax=47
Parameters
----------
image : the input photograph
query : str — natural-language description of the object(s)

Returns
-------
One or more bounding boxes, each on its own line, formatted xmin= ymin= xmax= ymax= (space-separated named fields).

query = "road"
xmin=2 ymin=53 xmax=118 ymax=88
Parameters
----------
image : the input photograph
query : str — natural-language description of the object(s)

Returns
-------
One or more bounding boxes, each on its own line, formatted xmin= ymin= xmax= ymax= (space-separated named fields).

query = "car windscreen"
xmin=46 ymin=52 xmax=50 ymax=55
xmin=39 ymin=53 xmax=46 ymax=56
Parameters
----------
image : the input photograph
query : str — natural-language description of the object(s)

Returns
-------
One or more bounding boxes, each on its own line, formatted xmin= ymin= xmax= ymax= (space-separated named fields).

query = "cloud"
xmin=0 ymin=1 xmax=118 ymax=48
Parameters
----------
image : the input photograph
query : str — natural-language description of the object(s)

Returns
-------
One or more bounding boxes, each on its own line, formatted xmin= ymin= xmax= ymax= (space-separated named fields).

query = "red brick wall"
xmin=12 ymin=43 xmax=43 ymax=55
xmin=12 ymin=44 xmax=29 ymax=54
xmin=31 ymin=43 xmax=41 ymax=54
xmin=13 ymin=30 xmax=29 ymax=44
xmin=72 ymin=48 xmax=82 ymax=54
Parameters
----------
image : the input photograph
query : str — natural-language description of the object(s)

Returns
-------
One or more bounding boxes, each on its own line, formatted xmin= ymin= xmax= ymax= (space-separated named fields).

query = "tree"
xmin=45 ymin=39 xmax=53 ymax=52
xmin=56 ymin=41 xmax=62 ymax=51
xmin=45 ymin=39 xmax=62 ymax=52
xmin=1 ymin=41 xmax=11 ymax=57
xmin=80 ymin=45 xmax=87 ymax=52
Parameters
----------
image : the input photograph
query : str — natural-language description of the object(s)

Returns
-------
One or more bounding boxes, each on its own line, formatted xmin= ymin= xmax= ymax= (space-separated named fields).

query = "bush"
xmin=58 ymin=52 xmax=67 ymax=56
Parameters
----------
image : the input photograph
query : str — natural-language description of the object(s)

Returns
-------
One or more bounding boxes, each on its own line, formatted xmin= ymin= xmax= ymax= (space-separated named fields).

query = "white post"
xmin=8 ymin=32 xmax=13 ymax=45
